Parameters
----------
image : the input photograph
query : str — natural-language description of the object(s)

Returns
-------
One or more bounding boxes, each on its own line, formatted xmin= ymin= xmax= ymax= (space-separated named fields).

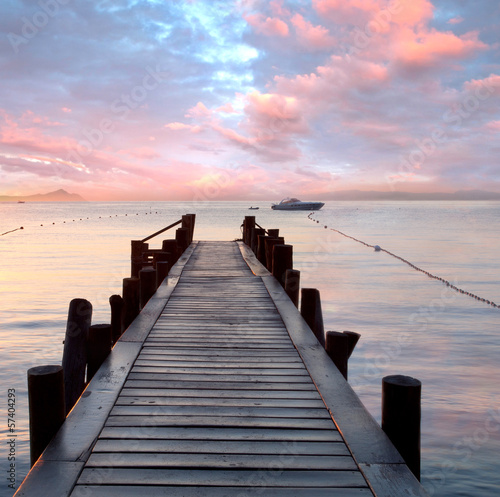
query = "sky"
xmin=0 ymin=0 xmax=499 ymax=201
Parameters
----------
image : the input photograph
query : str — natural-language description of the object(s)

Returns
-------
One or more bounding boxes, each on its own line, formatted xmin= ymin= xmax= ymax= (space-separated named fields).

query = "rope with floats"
xmin=308 ymin=213 xmax=499 ymax=309
xmin=1 ymin=209 xmax=162 ymax=233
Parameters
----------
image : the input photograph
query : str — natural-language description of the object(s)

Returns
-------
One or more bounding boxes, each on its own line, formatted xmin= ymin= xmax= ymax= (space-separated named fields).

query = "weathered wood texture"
xmin=18 ymin=240 xmax=428 ymax=497
xmin=70 ymin=241 xmax=371 ymax=497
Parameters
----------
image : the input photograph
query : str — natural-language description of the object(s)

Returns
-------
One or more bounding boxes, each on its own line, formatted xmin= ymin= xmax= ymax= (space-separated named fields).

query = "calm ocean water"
xmin=0 ymin=200 xmax=499 ymax=496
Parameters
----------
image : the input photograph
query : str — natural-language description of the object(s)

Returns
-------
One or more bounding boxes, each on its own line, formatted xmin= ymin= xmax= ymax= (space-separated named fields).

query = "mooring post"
xmin=243 ymin=216 xmax=255 ymax=245
xmin=139 ymin=267 xmax=157 ymax=308
xmin=182 ymin=215 xmax=194 ymax=244
xmin=176 ymin=227 xmax=190 ymax=253
xmin=188 ymin=213 xmax=196 ymax=242
xmin=109 ymin=294 xmax=124 ymax=343
xmin=156 ymin=261 xmax=170 ymax=287
xmin=300 ymin=288 xmax=325 ymax=346
xmin=131 ymin=240 xmax=145 ymax=278
xmin=285 ymin=269 xmax=300 ymax=307
xmin=62 ymin=298 xmax=92 ymax=415
xmin=87 ymin=324 xmax=112 ymax=382
xmin=343 ymin=330 xmax=361 ymax=358
xmin=257 ymin=235 xmax=268 ymax=265
xmin=153 ymin=250 xmax=170 ymax=269
xmin=162 ymin=239 xmax=179 ymax=264
xmin=251 ymin=228 xmax=265 ymax=254
xmin=122 ymin=277 xmax=140 ymax=330
xmin=27 ymin=365 xmax=65 ymax=467
xmin=325 ymin=331 xmax=349 ymax=379
xmin=382 ymin=375 xmax=422 ymax=481
xmin=272 ymin=244 xmax=293 ymax=288
xmin=265 ymin=236 xmax=284 ymax=271
xmin=267 ymin=229 xmax=279 ymax=238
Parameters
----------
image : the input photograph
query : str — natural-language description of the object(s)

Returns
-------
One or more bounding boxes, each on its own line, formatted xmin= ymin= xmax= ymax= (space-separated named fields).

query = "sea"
xmin=0 ymin=200 xmax=499 ymax=497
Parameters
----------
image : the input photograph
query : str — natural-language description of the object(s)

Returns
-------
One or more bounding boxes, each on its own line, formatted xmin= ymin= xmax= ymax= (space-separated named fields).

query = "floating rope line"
xmin=308 ymin=213 xmax=499 ymax=309
xmin=0 ymin=227 xmax=24 ymax=236
xmin=12 ymin=211 xmax=162 ymax=228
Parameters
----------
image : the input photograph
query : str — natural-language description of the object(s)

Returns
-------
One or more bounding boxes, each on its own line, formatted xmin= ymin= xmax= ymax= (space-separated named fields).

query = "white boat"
xmin=271 ymin=197 xmax=324 ymax=211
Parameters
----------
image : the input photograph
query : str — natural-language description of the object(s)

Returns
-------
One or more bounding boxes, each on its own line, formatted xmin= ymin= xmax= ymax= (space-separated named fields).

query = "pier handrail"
xmin=140 ymin=219 xmax=182 ymax=242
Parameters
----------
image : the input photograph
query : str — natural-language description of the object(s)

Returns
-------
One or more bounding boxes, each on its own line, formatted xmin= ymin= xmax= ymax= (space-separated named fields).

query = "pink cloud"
xmin=216 ymin=103 xmax=238 ymax=114
xmin=393 ymin=28 xmax=488 ymax=72
xmin=448 ymin=16 xmax=464 ymax=25
xmin=245 ymin=13 xmax=289 ymax=37
xmin=164 ymin=122 xmax=202 ymax=133
xmin=313 ymin=0 xmax=434 ymax=27
xmin=290 ymin=13 xmax=336 ymax=50
xmin=185 ymin=102 xmax=212 ymax=119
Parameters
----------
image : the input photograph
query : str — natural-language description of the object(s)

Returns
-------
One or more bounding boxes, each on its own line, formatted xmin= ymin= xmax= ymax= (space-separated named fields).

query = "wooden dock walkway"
xmin=16 ymin=241 xmax=428 ymax=497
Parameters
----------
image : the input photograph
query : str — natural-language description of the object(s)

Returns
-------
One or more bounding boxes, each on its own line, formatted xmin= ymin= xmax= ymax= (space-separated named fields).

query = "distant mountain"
xmin=0 ymin=189 xmax=86 ymax=202
xmin=323 ymin=190 xmax=500 ymax=201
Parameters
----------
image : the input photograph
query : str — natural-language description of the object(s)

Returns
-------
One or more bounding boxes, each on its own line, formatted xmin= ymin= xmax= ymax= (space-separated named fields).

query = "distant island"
xmin=0 ymin=189 xmax=86 ymax=202
xmin=322 ymin=189 xmax=500 ymax=201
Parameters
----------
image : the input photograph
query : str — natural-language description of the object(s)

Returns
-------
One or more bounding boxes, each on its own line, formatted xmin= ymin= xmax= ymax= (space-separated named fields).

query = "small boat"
xmin=248 ymin=206 xmax=259 ymax=210
xmin=271 ymin=197 xmax=324 ymax=211
xmin=17 ymin=201 xmax=25 ymax=203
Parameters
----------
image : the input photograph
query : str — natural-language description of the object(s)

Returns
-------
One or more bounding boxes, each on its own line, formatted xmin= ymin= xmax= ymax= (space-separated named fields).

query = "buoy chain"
xmin=3 ymin=211 xmax=161 ymax=231
xmin=309 ymin=215 xmax=499 ymax=309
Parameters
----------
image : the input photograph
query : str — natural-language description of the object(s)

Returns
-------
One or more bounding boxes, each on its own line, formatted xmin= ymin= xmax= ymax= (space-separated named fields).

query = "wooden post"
xmin=139 ymin=267 xmax=157 ymax=308
xmin=325 ymin=331 xmax=349 ymax=379
xmin=109 ymin=294 xmax=124 ymax=344
xmin=251 ymin=228 xmax=265 ymax=254
xmin=382 ymin=375 xmax=421 ymax=481
xmin=188 ymin=213 xmax=196 ymax=242
xmin=176 ymin=227 xmax=190 ymax=254
xmin=156 ymin=261 xmax=169 ymax=287
xmin=268 ymin=229 xmax=279 ymax=238
xmin=162 ymin=239 xmax=179 ymax=264
xmin=343 ymin=330 xmax=361 ymax=358
xmin=131 ymin=240 xmax=145 ymax=277
xmin=62 ymin=298 xmax=92 ymax=415
xmin=244 ymin=216 xmax=255 ymax=245
xmin=122 ymin=277 xmax=140 ymax=330
xmin=182 ymin=215 xmax=194 ymax=244
xmin=300 ymin=288 xmax=325 ymax=346
xmin=87 ymin=324 xmax=112 ymax=382
xmin=153 ymin=250 xmax=170 ymax=269
xmin=257 ymin=235 xmax=268 ymax=266
xmin=272 ymin=244 xmax=293 ymax=288
xmin=265 ymin=236 xmax=284 ymax=271
xmin=285 ymin=269 xmax=300 ymax=307
xmin=28 ymin=365 xmax=65 ymax=466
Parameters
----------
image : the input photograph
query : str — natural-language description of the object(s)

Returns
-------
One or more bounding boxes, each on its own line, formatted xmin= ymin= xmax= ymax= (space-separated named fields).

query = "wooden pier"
xmin=16 ymin=239 xmax=428 ymax=496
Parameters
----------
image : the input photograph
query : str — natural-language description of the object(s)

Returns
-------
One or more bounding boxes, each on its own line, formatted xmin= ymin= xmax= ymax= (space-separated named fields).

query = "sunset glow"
xmin=1 ymin=0 xmax=499 ymax=200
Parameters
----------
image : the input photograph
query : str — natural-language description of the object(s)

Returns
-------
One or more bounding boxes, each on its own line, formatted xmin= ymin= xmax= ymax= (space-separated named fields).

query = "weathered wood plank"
xmin=138 ymin=348 xmax=301 ymax=358
xmin=135 ymin=354 xmax=304 ymax=369
xmin=99 ymin=426 xmax=342 ymax=441
xmin=124 ymin=379 xmax=318 ymax=390
xmin=85 ymin=453 xmax=358 ymax=470
xmin=131 ymin=367 xmax=309 ymax=376
xmin=71 ymin=486 xmax=373 ymax=497
xmin=106 ymin=415 xmax=335 ymax=429
xmin=77 ymin=468 xmax=368 ymax=487
xmin=14 ymin=461 xmax=84 ymax=497
xmin=116 ymin=397 xmax=325 ymax=408
xmin=93 ymin=439 xmax=348 ymax=455
xmin=127 ymin=372 xmax=313 ymax=383
xmin=110 ymin=405 xmax=332 ymax=419
xmin=120 ymin=387 xmax=322 ymax=399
